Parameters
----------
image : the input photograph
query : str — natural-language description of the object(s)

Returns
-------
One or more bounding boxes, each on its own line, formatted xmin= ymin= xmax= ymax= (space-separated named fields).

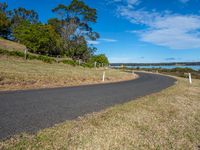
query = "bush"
xmin=37 ymin=55 xmax=55 ymax=63
xmin=0 ymin=48 xmax=24 ymax=57
xmin=0 ymin=48 xmax=55 ymax=63
xmin=90 ymin=54 xmax=109 ymax=66
xmin=0 ymin=48 xmax=100 ymax=68
xmin=59 ymin=60 xmax=77 ymax=66
xmin=81 ymin=62 xmax=93 ymax=68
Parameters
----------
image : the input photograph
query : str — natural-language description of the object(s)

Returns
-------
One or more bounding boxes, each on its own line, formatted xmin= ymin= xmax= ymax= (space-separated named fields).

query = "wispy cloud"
xmin=100 ymin=38 xmax=118 ymax=42
xmin=140 ymin=15 xmax=200 ymax=49
xmin=112 ymin=0 xmax=200 ymax=50
xmin=87 ymin=40 xmax=100 ymax=45
xmin=87 ymin=38 xmax=118 ymax=45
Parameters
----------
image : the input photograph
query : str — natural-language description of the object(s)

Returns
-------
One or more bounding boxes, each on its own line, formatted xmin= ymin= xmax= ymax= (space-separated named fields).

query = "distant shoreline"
xmin=110 ymin=62 xmax=200 ymax=67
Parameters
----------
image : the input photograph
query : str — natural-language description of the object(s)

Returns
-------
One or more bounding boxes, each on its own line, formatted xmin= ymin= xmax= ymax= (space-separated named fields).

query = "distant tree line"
xmin=0 ymin=0 xmax=109 ymax=65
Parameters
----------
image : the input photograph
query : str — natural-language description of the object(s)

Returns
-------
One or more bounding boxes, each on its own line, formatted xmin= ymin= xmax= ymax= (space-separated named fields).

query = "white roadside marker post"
xmin=132 ymin=71 xmax=135 ymax=77
xmin=189 ymin=73 xmax=192 ymax=84
xmin=102 ymin=71 xmax=105 ymax=82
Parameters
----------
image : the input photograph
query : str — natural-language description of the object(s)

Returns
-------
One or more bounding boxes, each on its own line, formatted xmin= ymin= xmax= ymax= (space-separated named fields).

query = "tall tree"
xmin=0 ymin=2 xmax=11 ymax=38
xmin=11 ymin=7 xmax=39 ymax=27
xmin=52 ymin=0 xmax=99 ymax=60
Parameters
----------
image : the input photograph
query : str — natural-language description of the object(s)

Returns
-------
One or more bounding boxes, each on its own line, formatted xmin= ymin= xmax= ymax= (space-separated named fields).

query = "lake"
xmin=114 ymin=65 xmax=200 ymax=71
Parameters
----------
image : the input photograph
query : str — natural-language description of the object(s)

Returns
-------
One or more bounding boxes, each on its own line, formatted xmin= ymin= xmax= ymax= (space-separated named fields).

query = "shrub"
xmin=81 ymin=62 xmax=93 ymax=68
xmin=37 ymin=55 xmax=55 ymax=63
xmin=0 ymin=48 xmax=55 ymax=63
xmin=59 ymin=60 xmax=77 ymax=66
xmin=0 ymin=48 xmax=24 ymax=57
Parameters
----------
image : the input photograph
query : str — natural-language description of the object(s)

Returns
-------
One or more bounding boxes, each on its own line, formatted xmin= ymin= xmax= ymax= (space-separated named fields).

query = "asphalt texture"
xmin=0 ymin=72 xmax=176 ymax=140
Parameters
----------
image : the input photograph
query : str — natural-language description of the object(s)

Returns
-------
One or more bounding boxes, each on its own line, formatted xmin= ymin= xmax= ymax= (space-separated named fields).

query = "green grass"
xmin=0 ymin=76 xmax=200 ymax=149
xmin=0 ymin=55 xmax=133 ymax=91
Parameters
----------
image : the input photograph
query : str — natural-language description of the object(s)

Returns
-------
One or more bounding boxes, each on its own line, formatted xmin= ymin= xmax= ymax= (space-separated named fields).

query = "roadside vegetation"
xmin=0 ymin=39 xmax=133 ymax=91
xmin=0 ymin=55 xmax=133 ymax=91
xmin=0 ymin=76 xmax=199 ymax=149
xmin=0 ymin=38 xmax=109 ymax=67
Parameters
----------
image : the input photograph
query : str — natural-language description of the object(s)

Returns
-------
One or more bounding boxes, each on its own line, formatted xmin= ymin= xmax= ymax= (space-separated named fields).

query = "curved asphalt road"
xmin=0 ymin=72 xmax=176 ymax=140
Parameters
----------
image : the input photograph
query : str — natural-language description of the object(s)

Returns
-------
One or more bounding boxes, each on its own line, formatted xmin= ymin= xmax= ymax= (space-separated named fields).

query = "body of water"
xmin=114 ymin=65 xmax=200 ymax=71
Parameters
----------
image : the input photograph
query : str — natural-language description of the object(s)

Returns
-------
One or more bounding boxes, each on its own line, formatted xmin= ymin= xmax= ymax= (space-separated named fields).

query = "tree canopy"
xmin=50 ymin=0 xmax=99 ymax=60
xmin=91 ymin=54 xmax=109 ymax=65
xmin=13 ymin=22 xmax=62 ymax=56
xmin=0 ymin=2 xmax=11 ymax=38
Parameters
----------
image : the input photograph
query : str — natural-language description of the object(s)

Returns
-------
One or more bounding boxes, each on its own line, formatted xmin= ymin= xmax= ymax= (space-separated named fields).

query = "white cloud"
xmin=87 ymin=40 xmax=100 ymax=45
xmin=116 ymin=3 xmax=200 ymax=50
xmin=118 ymin=6 xmax=162 ymax=25
xmin=87 ymin=38 xmax=117 ymax=45
xmin=110 ymin=0 xmax=139 ymax=7
xmin=140 ymin=15 xmax=200 ymax=49
xmin=100 ymin=38 xmax=118 ymax=42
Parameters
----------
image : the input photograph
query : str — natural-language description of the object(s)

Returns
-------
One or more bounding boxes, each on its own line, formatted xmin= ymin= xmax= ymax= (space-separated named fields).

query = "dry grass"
xmin=0 ymin=76 xmax=199 ymax=150
xmin=0 ymin=39 xmax=26 ymax=52
xmin=0 ymin=55 xmax=134 ymax=91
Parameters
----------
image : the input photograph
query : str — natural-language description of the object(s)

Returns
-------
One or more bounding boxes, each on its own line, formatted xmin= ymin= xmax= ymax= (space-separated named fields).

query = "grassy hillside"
xmin=0 ymin=55 xmax=133 ymax=91
xmin=0 ymin=38 xmax=26 ymax=52
xmin=0 ymin=39 xmax=134 ymax=91
xmin=0 ymin=76 xmax=199 ymax=149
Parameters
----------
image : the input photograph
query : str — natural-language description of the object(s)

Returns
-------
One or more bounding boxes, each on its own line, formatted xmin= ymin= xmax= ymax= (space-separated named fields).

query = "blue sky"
xmin=2 ymin=0 xmax=200 ymax=63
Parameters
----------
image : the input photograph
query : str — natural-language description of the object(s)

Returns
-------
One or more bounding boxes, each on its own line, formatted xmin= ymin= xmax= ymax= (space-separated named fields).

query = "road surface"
xmin=0 ymin=72 xmax=176 ymax=139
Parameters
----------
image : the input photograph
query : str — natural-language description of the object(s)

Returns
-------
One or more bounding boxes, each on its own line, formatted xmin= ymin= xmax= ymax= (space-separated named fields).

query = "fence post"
xmin=189 ymin=73 xmax=192 ymax=84
xmin=94 ymin=61 xmax=97 ymax=68
xmin=56 ymin=56 xmax=59 ymax=63
xmin=102 ymin=71 xmax=105 ymax=82
xmin=24 ymin=48 xmax=27 ymax=60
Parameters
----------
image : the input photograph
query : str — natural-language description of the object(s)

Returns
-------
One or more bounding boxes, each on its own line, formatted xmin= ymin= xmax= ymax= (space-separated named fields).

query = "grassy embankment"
xmin=0 ymin=56 xmax=133 ymax=91
xmin=0 ymin=76 xmax=200 ymax=149
xmin=0 ymin=38 xmax=134 ymax=91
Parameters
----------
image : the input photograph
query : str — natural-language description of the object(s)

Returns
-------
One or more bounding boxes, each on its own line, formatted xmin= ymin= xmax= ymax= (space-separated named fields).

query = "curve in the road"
xmin=0 ymin=72 xmax=176 ymax=140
